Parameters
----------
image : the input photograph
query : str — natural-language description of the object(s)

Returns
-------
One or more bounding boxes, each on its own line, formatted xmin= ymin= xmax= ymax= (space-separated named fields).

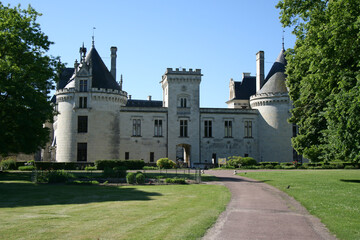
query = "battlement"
xmin=56 ymin=87 xmax=127 ymax=97
xmin=250 ymin=92 xmax=288 ymax=100
xmin=165 ymin=68 xmax=202 ymax=75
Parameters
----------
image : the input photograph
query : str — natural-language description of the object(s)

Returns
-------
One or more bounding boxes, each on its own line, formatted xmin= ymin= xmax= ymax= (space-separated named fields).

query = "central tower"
xmin=161 ymin=68 xmax=202 ymax=167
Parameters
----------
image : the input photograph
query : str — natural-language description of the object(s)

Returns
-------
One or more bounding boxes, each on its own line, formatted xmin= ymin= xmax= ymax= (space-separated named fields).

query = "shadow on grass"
xmin=0 ymin=182 xmax=162 ymax=208
xmin=340 ymin=179 xmax=360 ymax=184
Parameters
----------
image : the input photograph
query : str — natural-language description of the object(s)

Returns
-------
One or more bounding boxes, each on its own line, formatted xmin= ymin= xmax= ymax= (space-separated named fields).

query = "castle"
xmin=44 ymin=41 xmax=300 ymax=167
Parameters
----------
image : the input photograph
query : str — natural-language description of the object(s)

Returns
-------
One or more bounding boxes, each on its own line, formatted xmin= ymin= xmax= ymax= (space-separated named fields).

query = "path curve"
xmin=202 ymin=170 xmax=337 ymax=240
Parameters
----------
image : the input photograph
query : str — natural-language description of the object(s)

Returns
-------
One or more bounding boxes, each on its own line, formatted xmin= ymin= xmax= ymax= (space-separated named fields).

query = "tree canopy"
xmin=0 ymin=3 xmax=61 ymax=156
xmin=277 ymin=0 xmax=360 ymax=162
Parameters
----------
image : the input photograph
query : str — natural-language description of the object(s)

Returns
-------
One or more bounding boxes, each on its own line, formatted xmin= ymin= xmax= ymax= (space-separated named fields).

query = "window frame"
xmin=224 ymin=120 xmax=232 ymax=138
xmin=204 ymin=120 xmax=212 ymax=138
xmin=132 ymin=119 xmax=141 ymax=137
xmin=180 ymin=119 xmax=188 ymax=137
xmin=78 ymin=116 xmax=88 ymax=133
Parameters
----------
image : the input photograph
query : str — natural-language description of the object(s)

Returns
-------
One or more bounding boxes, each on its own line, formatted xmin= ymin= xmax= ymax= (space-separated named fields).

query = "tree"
xmin=0 ymin=3 xmax=62 ymax=156
xmin=277 ymin=0 xmax=360 ymax=162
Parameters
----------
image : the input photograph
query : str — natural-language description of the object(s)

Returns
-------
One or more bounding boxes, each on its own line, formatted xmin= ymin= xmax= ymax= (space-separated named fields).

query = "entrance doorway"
xmin=176 ymin=144 xmax=191 ymax=167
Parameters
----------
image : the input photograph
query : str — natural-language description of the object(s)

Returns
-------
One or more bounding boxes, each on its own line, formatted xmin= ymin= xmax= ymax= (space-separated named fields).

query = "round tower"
xmin=250 ymin=48 xmax=293 ymax=163
xmin=55 ymin=45 xmax=127 ymax=162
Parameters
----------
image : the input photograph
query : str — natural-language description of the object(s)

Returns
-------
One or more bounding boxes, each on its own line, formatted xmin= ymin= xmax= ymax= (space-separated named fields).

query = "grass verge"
xmin=0 ymin=171 xmax=230 ymax=240
xmin=238 ymin=170 xmax=360 ymax=240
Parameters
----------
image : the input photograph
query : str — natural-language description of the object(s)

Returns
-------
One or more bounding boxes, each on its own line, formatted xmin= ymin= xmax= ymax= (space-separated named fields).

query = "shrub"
xmin=47 ymin=170 xmax=75 ymax=183
xmin=165 ymin=177 xmax=186 ymax=184
xmin=0 ymin=158 xmax=17 ymax=170
xmin=85 ymin=166 xmax=96 ymax=171
xmin=18 ymin=165 xmax=36 ymax=171
xmin=274 ymin=165 xmax=283 ymax=169
xmin=344 ymin=165 xmax=356 ymax=169
xmin=227 ymin=156 xmax=242 ymax=168
xmin=113 ymin=166 xmax=127 ymax=178
xmin=126 ymin=172 xmax=136 ymax=184
xmin=241 ymin=157 xmax=257 ymax=166
xmin=136 ymin=173 xmax=145 ymax=184
xmin=143 ymin=166 xmax=158 ymax=170
xmin=103 ymin=166 xmax=127 ymax=178
xmin=264 ymin=164 xmax=274 ymax=169
xmin=156 ymin=158 xmax=176 ymax=169
xmin=259 ymin=162 xmax=279 ymax=167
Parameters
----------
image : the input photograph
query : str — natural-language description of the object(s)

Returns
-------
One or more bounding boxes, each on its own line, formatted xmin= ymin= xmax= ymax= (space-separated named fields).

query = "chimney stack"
xmin=110 ymin=46 xmax=117 ymax=80
xmin=256 ymin=51 xmax=264 ymax=92
xmin=148 ymin=95 xmax=152 ymax=101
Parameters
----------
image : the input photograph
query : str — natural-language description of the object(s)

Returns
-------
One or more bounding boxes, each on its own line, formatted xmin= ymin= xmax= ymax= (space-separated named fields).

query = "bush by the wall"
xmin=259 ymin=162 xmax=279 ymax=167
xmin=0 ymin=158 xmax=17 ymax=170
xmin=227 ymin=156 xmax=242 ymax=168
xmin=126 ymin=172 xmax=136 ymax=184
xmin=165 ymin=178 xmax=186 ymax=184
xmin=95 ymin=160 xmax=144 ymax=170
xmin=18 ymin=165 xmax=36 ymax=171
xmin=156 ymin=158 xmax=176 ymax=169
xmin=143 ymin=166 xmax=158 ymax=170
xmin=241 ymin=157 xmax=257 ymax=166
xmin=136 ymin=173 xmax=145 ymax=184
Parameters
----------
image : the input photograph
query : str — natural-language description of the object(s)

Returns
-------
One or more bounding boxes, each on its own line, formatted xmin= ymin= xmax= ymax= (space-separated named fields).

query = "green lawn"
xmin=238 ymin=170 xmax=360 ymax=240
xmin=0 ymin=171 xmax=230 ymax=240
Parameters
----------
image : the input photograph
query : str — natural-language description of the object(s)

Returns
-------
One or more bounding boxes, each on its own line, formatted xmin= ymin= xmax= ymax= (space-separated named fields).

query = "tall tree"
xmin=277 ymin=0 xmax=360 ymax=162
xmin=0 ymin=3 xmax=61 ymax=156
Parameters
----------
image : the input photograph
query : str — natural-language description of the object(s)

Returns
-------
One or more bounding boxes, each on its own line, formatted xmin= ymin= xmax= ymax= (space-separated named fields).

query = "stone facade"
xmin=46 ymin=44 xmax=299 ymax=166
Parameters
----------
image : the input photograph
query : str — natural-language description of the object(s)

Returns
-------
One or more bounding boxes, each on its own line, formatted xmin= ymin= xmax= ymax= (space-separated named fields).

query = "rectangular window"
xmin=80 ymin=79 xmax=88 ymax=92
xmin=154 ymin=119 xmax=163 ymax=137
xmin=132 ymin=119 xmax=141 ymax=136
xmin=150 ymin=152 xmax=154 ymax=162
xmin=125 ymin=152 xmax=129 ymax=160
xmin=79 ymin=97 xmax=87 ymax=108
xmin=77 ymin=143 xmax=87 ymax=162
xmin=204 ymin=120 xmax=212 ymax=138
xmin=78 ymin=116 xmax=88 ymax=133
xmin=180 ymin=120 xmax=188 ymax=137
xmin=224 ymin=120 xmax=232 ymax=138
xmin=180 ymin=98 xmax=187 ymax=108
xmin=245 ymin=120 xmax=253 ymax=138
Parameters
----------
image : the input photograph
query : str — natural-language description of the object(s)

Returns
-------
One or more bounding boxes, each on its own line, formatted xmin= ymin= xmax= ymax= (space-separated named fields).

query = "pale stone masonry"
xmin=44 ymin=43 xmax=300 ymax=166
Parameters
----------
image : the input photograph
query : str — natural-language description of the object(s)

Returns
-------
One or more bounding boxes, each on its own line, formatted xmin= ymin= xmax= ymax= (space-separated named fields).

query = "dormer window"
xmin=180 ymin=98 xmax=187 ymax=108
xmin=80 ymin=79 xmax=88 ymax=92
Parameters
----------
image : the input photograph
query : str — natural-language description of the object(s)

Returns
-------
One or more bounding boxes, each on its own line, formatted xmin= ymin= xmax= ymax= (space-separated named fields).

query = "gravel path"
xmin=202 ymin=170 xmax=337 ymax=240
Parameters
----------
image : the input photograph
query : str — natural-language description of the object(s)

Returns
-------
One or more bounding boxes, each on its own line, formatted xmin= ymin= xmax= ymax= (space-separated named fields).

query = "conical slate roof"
xmin=85 ymin=47 xmax=121 ymax=91
xmin=257 ymin=48 xmax=287 ymax=94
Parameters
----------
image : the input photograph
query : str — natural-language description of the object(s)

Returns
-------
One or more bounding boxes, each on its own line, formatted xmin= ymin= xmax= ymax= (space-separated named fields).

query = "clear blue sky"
xmin=6 ymin=0 xmax=295 ymax=108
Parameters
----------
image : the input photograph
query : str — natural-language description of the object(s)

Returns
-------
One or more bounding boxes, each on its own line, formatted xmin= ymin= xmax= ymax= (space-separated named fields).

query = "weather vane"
xmin=92 ymin=27 xmax=96 ymax=47
xmin=282 ymin=29 xmax=285 ymax=50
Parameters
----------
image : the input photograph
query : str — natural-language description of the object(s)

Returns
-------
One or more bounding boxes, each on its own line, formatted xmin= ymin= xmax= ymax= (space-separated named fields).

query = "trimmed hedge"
xmin=165 ymin=177 xmax=186 ymax=184
xmin=18 ymin=165 xmax=36 ymax=171
xmin=33 ymin=162 xmax=94 ymax=170
xmin=95 ymin=160 xmax=145 ymax=170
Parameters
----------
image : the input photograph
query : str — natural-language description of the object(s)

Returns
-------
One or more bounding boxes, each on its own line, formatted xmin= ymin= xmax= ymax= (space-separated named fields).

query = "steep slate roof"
xmin=85 ymin=47 xmax=121 ymax=91
xmin=232 ymin=76 xmax=256 ymax=100
xmin=57 ymin=68 xmax=74 ymax=89
xmin=258 ymin=48 xmax=288 ymax=94
xmin=126 ymin=99 xmax=163 ymax=107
